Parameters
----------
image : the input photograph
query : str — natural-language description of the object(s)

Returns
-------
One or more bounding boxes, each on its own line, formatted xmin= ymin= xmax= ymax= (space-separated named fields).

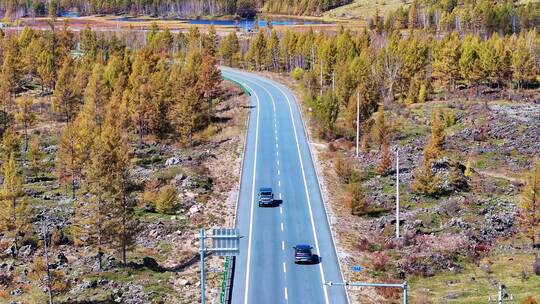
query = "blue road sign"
xmin=352 ymin=265 xmax=362 ymax=272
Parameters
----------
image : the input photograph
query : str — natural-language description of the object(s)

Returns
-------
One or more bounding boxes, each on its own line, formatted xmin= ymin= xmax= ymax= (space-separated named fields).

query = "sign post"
xmin=199 ymin=228 xmax=240 ymax=304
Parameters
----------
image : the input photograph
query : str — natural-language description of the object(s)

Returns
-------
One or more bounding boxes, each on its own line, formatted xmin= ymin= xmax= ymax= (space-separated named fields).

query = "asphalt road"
xmin=221 ymin=68 xmax=349 ymax=304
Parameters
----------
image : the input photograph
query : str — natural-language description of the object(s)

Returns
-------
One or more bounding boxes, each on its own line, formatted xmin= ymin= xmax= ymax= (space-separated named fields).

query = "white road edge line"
xmin=227 ymin=77 xmax=260 ymax=304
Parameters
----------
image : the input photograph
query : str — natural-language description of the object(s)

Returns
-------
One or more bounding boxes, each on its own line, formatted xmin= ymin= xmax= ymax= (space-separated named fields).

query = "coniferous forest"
xmin=0 ymin=0 xmax=539 ymax=301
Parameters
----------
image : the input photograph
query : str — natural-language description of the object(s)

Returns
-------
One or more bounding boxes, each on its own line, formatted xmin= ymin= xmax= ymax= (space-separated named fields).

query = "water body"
xmin=113 ymin=16 xmax=327 ymax=29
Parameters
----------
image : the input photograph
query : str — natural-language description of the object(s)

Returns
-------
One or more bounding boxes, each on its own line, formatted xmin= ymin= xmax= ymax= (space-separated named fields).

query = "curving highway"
xmin=222 ymin=67 xmax=349 ymax=304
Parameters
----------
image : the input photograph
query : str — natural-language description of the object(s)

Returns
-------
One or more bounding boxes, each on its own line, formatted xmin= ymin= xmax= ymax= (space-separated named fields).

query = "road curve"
xmin=222 ymin=67 xmax=349 ymax=304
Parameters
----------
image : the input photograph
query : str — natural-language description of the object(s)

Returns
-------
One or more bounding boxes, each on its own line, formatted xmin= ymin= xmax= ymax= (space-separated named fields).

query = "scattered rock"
xmin=188 ymin=205 xmax=200 ymax=215
xmin=10 ymin=288 xmax=22 ymax=296
xmin=165 ymin=157 xmax=182 ymax=166
xmin=56 ymin=252 xmax=68 ymax=265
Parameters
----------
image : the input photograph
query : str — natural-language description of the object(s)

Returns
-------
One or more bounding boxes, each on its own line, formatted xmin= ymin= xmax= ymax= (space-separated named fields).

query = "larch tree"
xmin=459 ymin=35 xmax=484 ymax=94
xmin=519 ymin=162 xmax=540 ymax=248
xmin=432 ymin=32 xmax=461 ymax=93
xmin=53 ymin=57 xmax=78 ymax=122
xmin=27 ymin=137 xmax=44 ymax=177
xmin=148 ymin=58 xmax=171 ymax=138
xmin=0 ymin=153 xmax=30 ymax=257
xmin=56 ymin=121 xmax=82 ymax=199
xmin=219 ymin=32 xmax=241 ymax=67
xmin=15 ymin=96 xmax=36 ymax=152
xmin=512 ymin=35 xmax=535 ymax=90
xmin=197 ymin=53 xmax=222 ymax=116
xmin=372 ymin=105 xmax=389 ymax=148
xmin=101 ymin=105 xmax=137 ymax=265
xmin=377 ymin=138 xmax=392 ymax=175
xmin=412 ymin=110 xmax=446 ymax=196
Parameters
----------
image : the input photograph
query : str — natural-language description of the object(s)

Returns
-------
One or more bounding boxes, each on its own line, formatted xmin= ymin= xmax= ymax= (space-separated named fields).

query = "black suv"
xmin=293 ymin=244 xmax=314 ymax=264
xmin=258 ymin=187 xmax=274 ymax=207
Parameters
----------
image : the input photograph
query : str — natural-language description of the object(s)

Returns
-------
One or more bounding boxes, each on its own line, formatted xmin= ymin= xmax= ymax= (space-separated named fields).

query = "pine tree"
xmin=519 ymin=162 xmax=540 ymax=247
xmin=219 ymin=32 xmax=241 ymax=67
xmin=148 ymin=58 xmax=171 ymax=138
xmin=53 ymin=57 xmax=78 ymax=122
xmin=348 ymin=181 xmax=367 ymax=216
xmin=1 ymin=128 xmax=21 ymax=161
xmin=432 ymin=33 xmax=461 ymax=93
xmin=15 ymin=96 xmax=36 ymax=152
xmin=83 ymin=63 xmax=110 ymax=129
xmin=459 ymin=35 xmax=484 ymax=94
xmin=0 ymin=153 xmax=30 ymax=257
xmin=28 ymin=137 xmax=44 ymax=177
xmin=246 ymin=31 xmax=267 ymax=71
xmin=197 ymin=54 xmax=222 ymax=116
xmin=372 ymin=105 xmax=389 ymax=147
xmin=377 ymin=138 xmax=392 ymax=175
xmin=512 ymin=35 xmax=535 ymax=90
xmin=203 ymin=25 xmax=218 ymax=57
xmin=423 ymin=110 xmax=445 ymax=162
xmin=265 ymin=30 xmax=280 ymax=72
xmin=56 ymin=121 xmax=81 ymax=199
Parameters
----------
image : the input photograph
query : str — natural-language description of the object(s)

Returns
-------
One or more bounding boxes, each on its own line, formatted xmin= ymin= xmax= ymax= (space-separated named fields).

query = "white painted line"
xmin=281 ymin=222 xmax=284 ymax=232
xmin=281 ymin=241 xmax=285 ymax=251
xmin=226 ymin=78 xmax=260 ymax=304
xmin=278 ymin=169 xmax=280 ymax=175
xmin=278 ymin=180 xmax=281 ymax=187
xmin=277 ymin=160 xmax=280 ymax=166
xmin=251 ymin=75 xmax=331 ymax=304
xmin=283 ymin=262 xmax=287 ymax=273
xmin=279 ymin=193 xmax=282 ymax=199
xmin=277 ymin=151 xmax=279 ymax=157
xmin=284 ymin=287 xmax=288 ymax=301
xmin=280 ymin=206 xmax=283 ymax=214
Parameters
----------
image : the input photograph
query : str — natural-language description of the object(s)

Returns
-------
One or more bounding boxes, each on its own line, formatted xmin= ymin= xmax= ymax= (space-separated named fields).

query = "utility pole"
xmin=320 ymin=59 xmax=323 ymax=98
xmin=42 ymin=222 xmax=53 ymax=304
xmin=355 ymin=89 xmax=360 ymax=158
xmin=395 ymin=147 xmax=400 ymax=239
xmin=332 ymin=71 xmax=335 ymax=96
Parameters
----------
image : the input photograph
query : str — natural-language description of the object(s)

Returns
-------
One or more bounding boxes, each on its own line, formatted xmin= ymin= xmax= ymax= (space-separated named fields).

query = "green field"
xmin=325 ymin=0 xmax=410 ymax=19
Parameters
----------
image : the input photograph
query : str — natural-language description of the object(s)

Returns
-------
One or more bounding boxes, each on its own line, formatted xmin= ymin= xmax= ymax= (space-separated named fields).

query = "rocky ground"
xmin=0 ymin=82 xmax=249 ymax=303
xmin=264 ymin=71 xmax=540 ymax=303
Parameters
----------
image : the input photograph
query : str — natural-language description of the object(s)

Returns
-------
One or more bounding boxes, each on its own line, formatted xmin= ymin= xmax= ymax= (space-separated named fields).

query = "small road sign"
xmin=352 ymin=265 xmax=362 ymax=272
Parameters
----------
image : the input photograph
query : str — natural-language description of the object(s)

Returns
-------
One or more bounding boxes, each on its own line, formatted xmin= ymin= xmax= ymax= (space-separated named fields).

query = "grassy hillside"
xmin=324 ymin=0 xmax=409 ymax=19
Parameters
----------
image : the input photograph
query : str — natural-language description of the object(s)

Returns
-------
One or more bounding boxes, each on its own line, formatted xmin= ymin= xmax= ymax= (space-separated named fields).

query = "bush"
xmin=21 ymin=236 xmax=39 ymax=248
xmin=370 ymin=251 xmax=389 ymax=271
xmin=291 ymin=67 xmax=304 ymax=80
xmin=156 ymin=185 xmax=178 ymax=214
xmin=523 ymin=296 xmax=539 ymax=304
xmin=348 ymin=181 xmax=367 ymax=216
xmin=534 ymin=258 xmax=540 ymax=276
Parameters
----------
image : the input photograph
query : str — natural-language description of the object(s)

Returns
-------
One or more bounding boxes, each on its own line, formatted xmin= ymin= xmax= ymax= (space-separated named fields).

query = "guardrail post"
xmin=403 ymin=281 xmax=408 ymax=304
xmin=200 ymin=229 xmax=206 ymax=304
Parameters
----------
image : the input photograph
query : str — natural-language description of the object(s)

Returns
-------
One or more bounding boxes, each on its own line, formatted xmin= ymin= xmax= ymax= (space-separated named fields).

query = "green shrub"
xmin=156 ymin=185 xmax=178 ymax=214
xmin=291 ymin=67 xmax=304 ymax=80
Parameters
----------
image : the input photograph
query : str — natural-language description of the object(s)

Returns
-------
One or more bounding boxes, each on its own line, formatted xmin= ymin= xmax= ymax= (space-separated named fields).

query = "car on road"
xmin=293 ymin=244 xmax=314 ymax=263
xmin=258 ymin=187 xmax=274 ymax=207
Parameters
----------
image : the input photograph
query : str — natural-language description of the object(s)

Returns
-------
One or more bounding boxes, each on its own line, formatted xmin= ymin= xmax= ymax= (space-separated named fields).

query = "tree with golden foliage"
xmin=377 ymin=138 xmax=392 ymax=175
xmin=519 ymin=162 xmax=540 ymax=247
xmin=15 ymin=96 xmax=36 ymax=152
xmin=372 ymin=105 xmax=389 ymax=147
xmin=412 ymin=110 xmax=446 ymax=196
xmin=0 ymin=153 xmax=30 ymax=257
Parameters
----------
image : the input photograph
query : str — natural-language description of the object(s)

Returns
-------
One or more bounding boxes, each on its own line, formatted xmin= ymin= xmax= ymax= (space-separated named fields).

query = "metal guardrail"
xmin=222 ymin=75 xmax=251 ymax=96
xmin=219 ymin=256 xmax=235 ymax=304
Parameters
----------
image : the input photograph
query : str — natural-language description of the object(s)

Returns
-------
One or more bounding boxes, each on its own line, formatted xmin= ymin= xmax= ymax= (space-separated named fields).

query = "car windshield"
xmin=261 ymin=191 xmax=272 ymax=196
xmin=297 ymin=249 xmax=311 ymax=254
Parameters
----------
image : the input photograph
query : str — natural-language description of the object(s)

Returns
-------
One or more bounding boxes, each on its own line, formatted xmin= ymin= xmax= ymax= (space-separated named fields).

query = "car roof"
xmin=295 ymin=244 xmax=312 ymax=249
xmin=259 ymin=187 xmax=273 ymax=192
